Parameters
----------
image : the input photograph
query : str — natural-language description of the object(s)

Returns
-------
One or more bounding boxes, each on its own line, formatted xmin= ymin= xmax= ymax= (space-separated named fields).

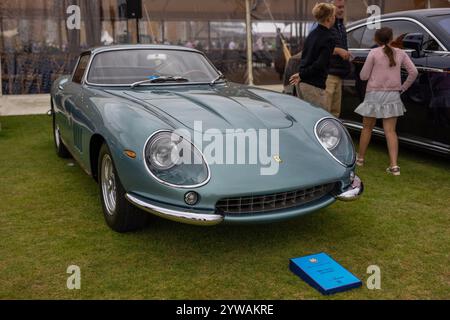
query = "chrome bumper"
xmin=126 ymin=176 xmax=363 ymax=226
xmin=336 ymin=175 xmax=364 ymax=201
xmin=125 ymin=193 xmax=224 ymax=226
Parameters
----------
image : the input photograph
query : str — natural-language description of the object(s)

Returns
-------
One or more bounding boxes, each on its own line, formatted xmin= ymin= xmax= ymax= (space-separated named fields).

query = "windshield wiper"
xmin=131 ymin=76 xmax=189 ymax=88
xmin=210 ymin=73 xmax=226 ymax=86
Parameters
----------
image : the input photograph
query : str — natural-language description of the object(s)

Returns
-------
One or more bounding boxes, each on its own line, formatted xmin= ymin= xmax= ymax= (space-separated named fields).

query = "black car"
xmin=341 ymin=8 xmax=450 ymax=156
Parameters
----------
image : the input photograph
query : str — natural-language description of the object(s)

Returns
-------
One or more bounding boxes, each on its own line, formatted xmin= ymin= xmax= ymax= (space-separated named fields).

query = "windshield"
xmin=430 ymin=14 xmax=450 ymax=39
xmin=87 ymin=49 xmax=219 ymax=85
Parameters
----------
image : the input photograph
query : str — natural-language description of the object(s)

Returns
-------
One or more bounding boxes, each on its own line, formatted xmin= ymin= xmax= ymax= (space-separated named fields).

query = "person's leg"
xmin=296 ymin=83 xmax=302 ymax=99
xmin=325 ymin=75 xmax=342 ymax=118
xmin=299 ymin=83 xmax=326 ymax=109
xmin=316 ymin=87 xmax=327 ymax=110
xmin=298 ymin=83 xmax=307 ymax=101
xmin=325 ymin=76 xmax=335 ymax=114
xmin=383 ymin=117 xmax=399 ymax=168
xmin=358 ymin=117 xmax=377 ymax=161
xmin=331 ymin=77 xmax=342 ymax=118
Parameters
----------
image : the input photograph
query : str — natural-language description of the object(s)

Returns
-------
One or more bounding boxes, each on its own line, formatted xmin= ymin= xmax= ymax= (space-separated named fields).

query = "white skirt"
xmin=355 ymin=91 xmax=406 ymax=119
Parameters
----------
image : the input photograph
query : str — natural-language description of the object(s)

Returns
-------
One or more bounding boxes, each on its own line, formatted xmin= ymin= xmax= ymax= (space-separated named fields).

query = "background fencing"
xmin=0 ymin=0 xmax=448 ymax=94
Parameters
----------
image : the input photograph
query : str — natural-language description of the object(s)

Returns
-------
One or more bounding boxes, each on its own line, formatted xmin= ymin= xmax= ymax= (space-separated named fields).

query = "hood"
xmin=106 ymin=84 xmax=294 ymax=132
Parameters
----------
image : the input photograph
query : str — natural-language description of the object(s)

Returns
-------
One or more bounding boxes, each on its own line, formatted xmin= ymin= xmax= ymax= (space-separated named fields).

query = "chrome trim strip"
xmin=336 ymin=175 xmax=364 ymax=202
xmin=416 ymin=66 xmax=445 ymax=73
xmin=343 ymin=122 xmax=450 ymax=153
xmin=349 ymin=48 xmax=415 ymax=53
xmin=142 ymin=130 xmax=212 ymax=189
xmin=314 ymin=117 xmax=356 ymax=168
xmin=126 ymin=193 xmax=223 ymax=226
xmin=347 ymin=17 xmax=448 ymax=51
xmin=424 ymin=50 xmax=450 ymax=55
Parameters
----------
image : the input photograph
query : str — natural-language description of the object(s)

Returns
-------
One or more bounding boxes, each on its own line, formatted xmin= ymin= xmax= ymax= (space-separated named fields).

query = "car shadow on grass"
xmin=132 ymin=205 xmax=361 ymax=257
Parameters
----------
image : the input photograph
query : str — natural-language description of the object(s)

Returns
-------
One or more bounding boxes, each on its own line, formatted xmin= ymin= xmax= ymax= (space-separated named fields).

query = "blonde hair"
xmin=312 ymin=3 xmax=336 ymax=23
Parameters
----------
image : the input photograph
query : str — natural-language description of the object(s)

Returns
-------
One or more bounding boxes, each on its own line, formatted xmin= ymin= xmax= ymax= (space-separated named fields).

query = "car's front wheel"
xmin=98 ymin=143 xmax=148 ymax=232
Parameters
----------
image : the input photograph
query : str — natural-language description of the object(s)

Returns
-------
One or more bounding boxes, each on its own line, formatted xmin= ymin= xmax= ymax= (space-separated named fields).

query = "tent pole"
xmin=0 ymin=57 xmax=2 ymax=96
xmin=245 ymin=0 xmax=254 ymax=85
xmin=0 ymin=15 xmax=2 ymax=96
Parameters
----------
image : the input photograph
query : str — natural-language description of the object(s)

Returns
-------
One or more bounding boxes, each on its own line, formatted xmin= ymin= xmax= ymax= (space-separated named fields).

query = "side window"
xmin=360 ymin=20 xmax=442 ymax=51
xmin=72 ymin=55 xmax=90 ymax=84
xmin=347 ymin=27 xmax=364 ymax=49
xmin=360 ymin=26 xmax=377 ymax=49
xmin=385 ymin=20 xmax=430 ymax=49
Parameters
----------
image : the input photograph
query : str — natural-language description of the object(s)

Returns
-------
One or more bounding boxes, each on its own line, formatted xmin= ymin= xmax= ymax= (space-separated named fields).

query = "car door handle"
xmin=416 ymin=66 xmax=444 ymax=73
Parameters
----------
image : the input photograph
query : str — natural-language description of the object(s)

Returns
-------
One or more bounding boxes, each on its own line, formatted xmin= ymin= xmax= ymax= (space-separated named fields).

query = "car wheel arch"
xmin=90 ymin=134 xmax=106 ymax=182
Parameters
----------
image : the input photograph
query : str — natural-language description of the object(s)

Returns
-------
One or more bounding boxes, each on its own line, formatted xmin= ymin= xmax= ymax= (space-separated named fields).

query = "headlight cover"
xmin=315 ymin=118 xmax=355 ymax=167
xmin=144 ymin=131 xmax=210 ymax=187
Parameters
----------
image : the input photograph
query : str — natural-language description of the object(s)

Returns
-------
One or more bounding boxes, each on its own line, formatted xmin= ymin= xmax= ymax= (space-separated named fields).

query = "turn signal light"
xmin=124 ymin=150 xmax=137 ymax=159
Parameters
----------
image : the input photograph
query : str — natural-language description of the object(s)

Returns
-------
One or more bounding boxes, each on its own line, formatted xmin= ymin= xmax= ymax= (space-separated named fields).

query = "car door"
xmin=421 ymin=13 xmax=450 ymax=152
xmin=61 ymin=53 xmax=90 ymax=157
xmin=341 ymin=25 xmax=366 ymax=124
xmin=342 ymin=18 xmax=447 ymax=151
xmin=422 ymin=52 xmax=450 ymax=152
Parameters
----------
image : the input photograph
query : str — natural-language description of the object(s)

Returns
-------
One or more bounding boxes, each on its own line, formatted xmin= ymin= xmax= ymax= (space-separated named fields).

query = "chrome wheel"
xmin=97 ymin=143 xmax=148 ymax=232
xmin=101 ymin=154 xmax=117 ymax=216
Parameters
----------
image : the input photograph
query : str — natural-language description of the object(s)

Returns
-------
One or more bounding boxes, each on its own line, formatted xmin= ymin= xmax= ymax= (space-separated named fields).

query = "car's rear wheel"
xmin=52 ymin=100 xmax=71 ymax=158
xmin=98 ymin=143 xmax=148 ymax=232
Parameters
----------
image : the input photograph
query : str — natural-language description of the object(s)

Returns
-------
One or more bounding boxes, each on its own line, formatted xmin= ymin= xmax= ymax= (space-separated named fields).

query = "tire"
xmin=98 ymin=143 xmax=149 ymax=232
xmin=52 ymin=100 xmax=71 ymax=158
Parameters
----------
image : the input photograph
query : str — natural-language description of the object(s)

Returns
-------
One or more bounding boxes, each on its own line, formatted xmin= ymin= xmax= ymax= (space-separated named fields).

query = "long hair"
xmin=375 ymin=27 xmax=396 ymax=67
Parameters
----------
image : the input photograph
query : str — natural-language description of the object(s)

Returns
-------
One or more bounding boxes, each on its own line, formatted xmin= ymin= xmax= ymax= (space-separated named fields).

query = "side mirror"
xmin=402 ymin=33 xmax=424 ymax=58
xmin=58 ymin=77 xmax=69 ymax=90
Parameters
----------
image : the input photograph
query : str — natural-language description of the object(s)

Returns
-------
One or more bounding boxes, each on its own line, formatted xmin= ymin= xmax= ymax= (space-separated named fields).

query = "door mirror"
xmin=58 ymin=77 xmax=69 ymax=90
xmin=402 ymin=33 xmax=424 ymax=58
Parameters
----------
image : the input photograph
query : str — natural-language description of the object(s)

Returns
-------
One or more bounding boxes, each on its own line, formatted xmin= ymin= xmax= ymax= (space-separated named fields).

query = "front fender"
xmin=87 ymin=94 xmax=172 ymax=183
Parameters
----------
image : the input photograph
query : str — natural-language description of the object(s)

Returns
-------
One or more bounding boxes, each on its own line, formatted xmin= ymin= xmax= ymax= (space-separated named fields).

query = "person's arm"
xmin=400 ymin=52 xmax=419 ymax=93
xmin=331 ymin=27 xmax=344 ymax=55
xmin=360 ymin=50 xmax=375 ymax=81
xmin=330 ymin=26 xmax=350 ymax=60
xmin=299 ymin=43 xmax=334 ymax=80
xmin=334 ymin=47 xmax=351 ymax=60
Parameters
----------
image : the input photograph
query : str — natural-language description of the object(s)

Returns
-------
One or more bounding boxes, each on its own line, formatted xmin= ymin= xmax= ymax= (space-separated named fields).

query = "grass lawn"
xmin=0 ymin=115 xmax=449 ymax=300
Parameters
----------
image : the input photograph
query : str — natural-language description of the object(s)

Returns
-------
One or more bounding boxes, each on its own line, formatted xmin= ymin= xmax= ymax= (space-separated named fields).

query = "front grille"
xmin=216 ymin=183 xmax=336 ymax=215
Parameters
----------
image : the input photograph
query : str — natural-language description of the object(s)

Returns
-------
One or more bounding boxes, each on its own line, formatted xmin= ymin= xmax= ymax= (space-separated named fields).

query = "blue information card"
xmin=289 ymin=253 xmax=362 ymax=295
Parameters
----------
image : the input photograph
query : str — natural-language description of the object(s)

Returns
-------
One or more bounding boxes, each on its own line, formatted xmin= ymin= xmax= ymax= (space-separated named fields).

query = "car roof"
xmin=82 ymin=44 xmax=202 ymax=56
xmin=347 ymin=8 xmax=450 ymax=28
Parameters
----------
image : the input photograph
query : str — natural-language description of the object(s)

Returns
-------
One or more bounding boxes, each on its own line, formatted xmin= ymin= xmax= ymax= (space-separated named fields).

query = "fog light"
xmin=184 ymin=191 xmax=199 ymax=205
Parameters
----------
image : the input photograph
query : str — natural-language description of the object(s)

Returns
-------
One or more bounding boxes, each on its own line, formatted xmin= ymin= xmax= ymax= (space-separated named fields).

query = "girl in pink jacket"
xmin=355 ymin=27 xmax=418 ymax=176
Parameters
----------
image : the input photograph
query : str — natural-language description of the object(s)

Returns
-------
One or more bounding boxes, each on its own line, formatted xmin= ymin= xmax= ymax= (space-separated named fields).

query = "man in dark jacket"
xmin=326 ymin=0 xmax=352 ymax=118
xmin=289 ymin=3 xmax=336 ymax=110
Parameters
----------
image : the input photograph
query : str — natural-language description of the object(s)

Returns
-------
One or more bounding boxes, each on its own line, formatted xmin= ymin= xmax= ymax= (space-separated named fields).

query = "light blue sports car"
xmin=51 ymin=45 xmax=363 ymax=232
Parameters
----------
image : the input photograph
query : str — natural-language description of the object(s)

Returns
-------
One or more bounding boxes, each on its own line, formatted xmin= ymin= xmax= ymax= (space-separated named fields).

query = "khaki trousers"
xmin=325 ymin=75 xmax=343 ymax=118
xmin=297 ymin=82 xmax=327 ymax=110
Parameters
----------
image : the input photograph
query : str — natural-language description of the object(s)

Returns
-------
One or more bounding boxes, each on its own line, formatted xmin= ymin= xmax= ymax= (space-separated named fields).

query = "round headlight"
xmin=315 ymin=118 xmax=355 ymax=167
xmin=144 ymin=131 xmax=210 ymax=187
xmin=316 ymin=119 xmax=341 ymax=151
xmin=147 ymin=133 xmax=181 ymax=170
